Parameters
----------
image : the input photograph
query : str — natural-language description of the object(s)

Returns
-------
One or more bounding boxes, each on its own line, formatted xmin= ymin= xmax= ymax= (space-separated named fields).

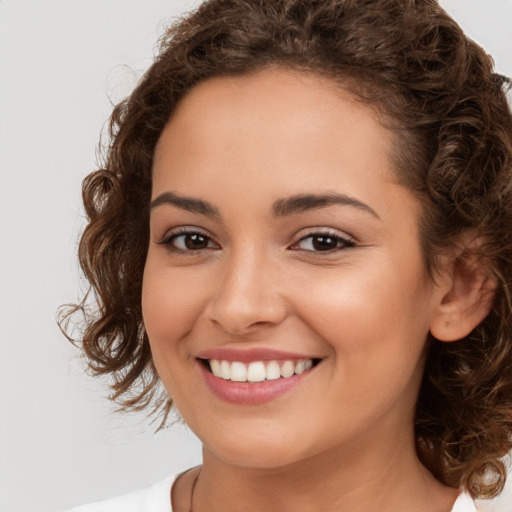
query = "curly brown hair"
xmin=61 ymin=0 xmax=512 ymax=499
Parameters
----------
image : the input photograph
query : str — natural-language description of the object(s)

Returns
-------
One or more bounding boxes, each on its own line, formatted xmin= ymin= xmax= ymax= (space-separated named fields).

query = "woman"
xmin=65 ymin=0 xmax=512 ymax=510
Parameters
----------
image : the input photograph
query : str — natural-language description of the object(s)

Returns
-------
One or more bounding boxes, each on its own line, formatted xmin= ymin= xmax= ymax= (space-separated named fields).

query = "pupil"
xmin=312 ymin=235 xmax=337 ymax=251
xmin=185 ymin=233 xmax=208 ymax=250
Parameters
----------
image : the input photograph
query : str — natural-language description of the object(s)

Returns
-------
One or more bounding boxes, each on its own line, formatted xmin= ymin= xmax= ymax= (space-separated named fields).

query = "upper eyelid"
xmin=158 ymin=226 xmax=213 ymax=242
xmin=289 ymin=228 xmax=357 ymax=253
xmin=158 ymin=229 xmax=220 ymax=254
xmin=292 ymin=234 xmax=354 ymax=246
xmin=293 ymin=227 xmax=355 ymax=242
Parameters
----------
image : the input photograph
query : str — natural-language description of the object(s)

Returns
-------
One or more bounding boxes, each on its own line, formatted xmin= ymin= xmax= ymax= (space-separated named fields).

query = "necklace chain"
xmin=188 ymin=468 xmax=200 ymax=512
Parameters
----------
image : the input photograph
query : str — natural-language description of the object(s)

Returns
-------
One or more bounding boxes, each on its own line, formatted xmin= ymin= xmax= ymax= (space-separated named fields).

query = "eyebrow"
xmin=150 ymin=191 xmax=221 ymax=218
xmin=150 ymin=191 xmax=379 ymax=219
xmin=272 ymin=193 xmax=380 ymax=219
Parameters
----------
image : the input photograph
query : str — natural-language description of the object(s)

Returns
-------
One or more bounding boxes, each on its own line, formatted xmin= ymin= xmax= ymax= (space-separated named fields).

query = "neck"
xmin=191 ymin=429 xmax=458 ymax=512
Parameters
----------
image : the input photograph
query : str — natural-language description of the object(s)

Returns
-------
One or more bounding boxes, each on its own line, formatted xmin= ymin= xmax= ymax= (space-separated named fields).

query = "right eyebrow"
xmin=150 ymin=191 xmax=221 ymax=218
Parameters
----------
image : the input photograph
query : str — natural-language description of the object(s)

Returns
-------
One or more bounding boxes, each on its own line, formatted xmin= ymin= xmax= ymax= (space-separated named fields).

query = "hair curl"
xmin=61 ymin=0 xmax=512 ymax=498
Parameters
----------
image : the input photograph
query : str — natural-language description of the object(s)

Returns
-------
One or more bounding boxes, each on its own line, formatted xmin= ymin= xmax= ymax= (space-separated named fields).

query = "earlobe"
xmin=429 ymin=251 xmax=497 ymax=343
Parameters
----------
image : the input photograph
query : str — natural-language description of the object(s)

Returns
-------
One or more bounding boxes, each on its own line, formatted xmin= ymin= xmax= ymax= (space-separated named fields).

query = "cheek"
xmin=142 ymin=263 xmax=208 ymax=353
xmin=292 ymin=255 xmax=433 ymax=370
xmin=294 ymin=269 xmax=432 ymax=427
xmin=141 ymin=262 xmax=213 ymax=410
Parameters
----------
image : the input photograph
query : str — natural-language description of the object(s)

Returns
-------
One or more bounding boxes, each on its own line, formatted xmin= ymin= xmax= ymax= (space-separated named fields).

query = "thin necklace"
xmin=188 ymin=468 xmax=200 ymax=512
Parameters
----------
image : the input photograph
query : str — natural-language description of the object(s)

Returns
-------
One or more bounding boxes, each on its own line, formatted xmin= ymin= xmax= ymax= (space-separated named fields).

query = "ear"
xmin=429 ymin=247 xmax=497 ymax=342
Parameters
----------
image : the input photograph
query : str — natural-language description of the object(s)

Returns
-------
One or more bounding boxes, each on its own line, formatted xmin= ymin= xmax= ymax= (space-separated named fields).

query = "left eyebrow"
xmin=272 ymin=193 xmax=380 ymax=219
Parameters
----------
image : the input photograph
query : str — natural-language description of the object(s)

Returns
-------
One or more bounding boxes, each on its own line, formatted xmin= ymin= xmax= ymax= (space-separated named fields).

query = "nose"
xmin=205 ymin=248 xmax=289 ymax=336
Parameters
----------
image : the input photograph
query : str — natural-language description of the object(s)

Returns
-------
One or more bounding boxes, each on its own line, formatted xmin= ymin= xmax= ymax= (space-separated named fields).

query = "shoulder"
xmin=67 ymin=474 xmax=176 ymax=512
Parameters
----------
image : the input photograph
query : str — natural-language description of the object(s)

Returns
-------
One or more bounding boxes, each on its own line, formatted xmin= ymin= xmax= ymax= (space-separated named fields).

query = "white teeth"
xmin=247 ymin=361 xmax=266 ymax=382
xmin=265 ymin=361 xmax=281 ymax=380
xmin=208 ymin=358 xmax=315 ymax=382
xmin=230 ymin=361 xmax=247 ymax=382
xmin=295 ymin=360 xmax=306 ymax=374
xmin=221 ymin=360 xmax=231 ymax=380
xmin=280 ymin=360 xmax=295 ymax=378
xmin=210 ymin=359 xmax=222 ymax=377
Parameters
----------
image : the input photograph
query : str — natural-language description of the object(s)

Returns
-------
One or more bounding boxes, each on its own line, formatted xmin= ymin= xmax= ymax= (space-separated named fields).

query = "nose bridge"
xmin=207 ymin=242 xmax=287 ymax=334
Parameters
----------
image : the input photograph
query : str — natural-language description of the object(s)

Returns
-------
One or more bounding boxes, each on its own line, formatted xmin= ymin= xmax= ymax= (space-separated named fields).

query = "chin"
xmin=210 ymin=443 xmax=303 ymax=470
xmin=200 ymin=427 xmax=310 ymax=470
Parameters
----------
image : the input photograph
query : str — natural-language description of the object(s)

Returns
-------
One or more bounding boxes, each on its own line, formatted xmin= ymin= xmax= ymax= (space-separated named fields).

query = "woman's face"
xmin=143 ymin=68 xmax=446 ymax=469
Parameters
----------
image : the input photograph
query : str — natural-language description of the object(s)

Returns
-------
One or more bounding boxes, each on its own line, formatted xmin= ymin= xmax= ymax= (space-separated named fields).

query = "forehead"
xmin=153 ymin=68 xmax=398 ymax=197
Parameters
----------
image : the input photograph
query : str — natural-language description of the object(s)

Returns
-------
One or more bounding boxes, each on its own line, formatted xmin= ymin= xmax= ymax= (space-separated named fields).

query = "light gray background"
xmin=0 ymin=1 xmax=511 ymax=511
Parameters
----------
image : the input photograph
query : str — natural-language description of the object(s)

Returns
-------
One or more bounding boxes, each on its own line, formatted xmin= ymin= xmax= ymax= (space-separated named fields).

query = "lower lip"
xmin=198 ymin=362 xmax=313 ymax=405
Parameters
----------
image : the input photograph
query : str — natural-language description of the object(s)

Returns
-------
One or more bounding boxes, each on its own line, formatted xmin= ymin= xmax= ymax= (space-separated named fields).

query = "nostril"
xmin=205 ymin=280 xmax=289 ymax=336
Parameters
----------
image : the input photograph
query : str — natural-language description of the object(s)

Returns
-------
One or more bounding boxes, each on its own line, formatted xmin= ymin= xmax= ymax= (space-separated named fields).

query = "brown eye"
xmin=293 ymin=232 xmax=355 ymax=252
xmin=182 ymin=233 xmax=209 ymax=250
xmin=310 ymin=235 xmax=339 ymax=251
xmin=161 ymin=231 xmax=218 ymax=252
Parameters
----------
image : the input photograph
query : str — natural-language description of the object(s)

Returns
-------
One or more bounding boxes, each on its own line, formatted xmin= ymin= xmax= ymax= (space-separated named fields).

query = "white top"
xmin=69 ymin=475 xmax=177 ymax=512
xmin=69 ymin=474 xmax=479 ymax=512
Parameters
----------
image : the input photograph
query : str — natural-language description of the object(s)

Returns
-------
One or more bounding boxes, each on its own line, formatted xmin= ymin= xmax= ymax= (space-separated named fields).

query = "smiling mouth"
xmin=199 ymin=358 xmax=320 ymax=383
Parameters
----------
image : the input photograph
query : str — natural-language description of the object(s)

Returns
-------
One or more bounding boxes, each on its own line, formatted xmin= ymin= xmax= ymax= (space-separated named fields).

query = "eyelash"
xmin=157 ymin=228 xmax=356 ymax=255
xmin=158 ymin=228 xmax=217 ymax=254
xmin=291 ymin=230 xmax=356 ymax=253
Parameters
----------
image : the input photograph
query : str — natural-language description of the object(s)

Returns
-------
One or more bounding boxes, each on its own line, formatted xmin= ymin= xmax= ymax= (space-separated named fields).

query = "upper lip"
xmin=196 ymin=347 xmax=319 ymax=363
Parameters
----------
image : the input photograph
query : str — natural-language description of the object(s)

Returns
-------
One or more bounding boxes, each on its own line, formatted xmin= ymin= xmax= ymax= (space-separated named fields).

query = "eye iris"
xmin=312 ymin=235 xmax=338 ymax=251
xmin=185 ymin=233 xmax=208 ymax=250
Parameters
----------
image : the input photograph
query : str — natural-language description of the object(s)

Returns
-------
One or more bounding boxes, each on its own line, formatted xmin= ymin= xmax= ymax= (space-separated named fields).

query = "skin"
xmin=142 ymin=68 xmax=485 ymax=512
